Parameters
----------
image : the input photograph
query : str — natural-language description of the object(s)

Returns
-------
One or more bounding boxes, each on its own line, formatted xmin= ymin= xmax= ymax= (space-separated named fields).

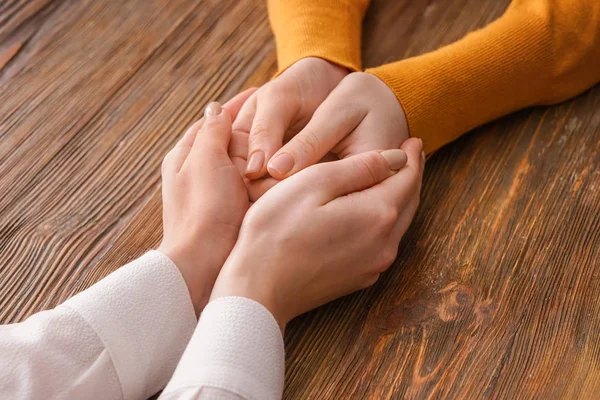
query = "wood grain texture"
xmin=1 ymin=0 xmax=599 ymax=398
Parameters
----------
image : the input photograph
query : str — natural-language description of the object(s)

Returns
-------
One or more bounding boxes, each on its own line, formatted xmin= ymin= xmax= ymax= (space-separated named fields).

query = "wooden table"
xmin=1 ymin=0 xmax=599 ymax=398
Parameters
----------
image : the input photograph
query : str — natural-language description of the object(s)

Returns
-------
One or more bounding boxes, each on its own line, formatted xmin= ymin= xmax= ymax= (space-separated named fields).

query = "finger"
xmin=229 ymin=117 xmax=253 ymax=182
xmin=187 ymin=102 xmax=232 ymax=162
xmin=175 ymin=118 xmax=204 ymax=150
xmin=333 ymin=113 xmax=405 ymax=159
xmin=231 ymin=156 xmax=279 ymax=202
xmin=247 ymin=178 xmax=280 ymax=202
xmin=389 ymin=140 xmax=425 ymax=240
xmin=164 ymin=89 xmax=256 ymax=175
xmin=394 ymin=137 xmax=425 ymax=198
xmin=245 ymin=88 xmax=298 ymax=179
xmin=162 ymin=119 xmax=203 ymax=175
xmin=227 ymin=90 xmax=286 ymax=199
xmin=223 ymin=87 xmax=257 ymax=122
xmin=363 ymin=138 xmax=424 ymax=209
xmin=229 ymin=120 xmax=249 ymax=177
xmin=229 ymin=128 xmax=249 ymax=160
xmin=267 ymin=88 xmax=366 ymax=180
xmin=161 ymin=147 xmax=185 ymax=178
xmin=232 ymin=90 xmax=257 ymax=133
xmin=231 ymin=92 xmax=257 ymax=160
xmin=305 ymin=149 xmax=407 ymax=203
xmin=176 ymin=88 xmax=256 ymax=154
xmin=390 ymin=191 xmax=420 ymax=243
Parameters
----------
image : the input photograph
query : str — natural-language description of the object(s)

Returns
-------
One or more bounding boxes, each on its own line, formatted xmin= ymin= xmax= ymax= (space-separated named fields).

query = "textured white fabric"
xmin=0 ymin=304 xmax=122 ymax=399
xmin=0 ymin=251 xmax=197 ymax=400
xmin=1 ymin=251 xmax=285 ymax=400
xmin=159 ymin=386 xmax=246 ymax=400
xmin=161 ymin=297 xmax=285 ymax=400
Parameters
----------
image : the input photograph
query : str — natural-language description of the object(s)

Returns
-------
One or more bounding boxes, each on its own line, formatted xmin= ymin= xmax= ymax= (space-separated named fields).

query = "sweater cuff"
xmin=162 ymin=297 xmax=285 ymax=400
xmin=268 ymin=0 xmax=369 ymax=74
xmin=366 ymin=7 xmax=553 ymax=154
xmin=65 ymin=251 xmax=197 ymax=400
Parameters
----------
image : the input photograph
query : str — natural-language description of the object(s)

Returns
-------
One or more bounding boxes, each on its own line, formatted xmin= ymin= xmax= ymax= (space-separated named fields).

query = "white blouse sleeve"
xmin=0 ymin=250 xmax=197 ymax=400
xmin=160 ymin=297 xmax=285 ymax=400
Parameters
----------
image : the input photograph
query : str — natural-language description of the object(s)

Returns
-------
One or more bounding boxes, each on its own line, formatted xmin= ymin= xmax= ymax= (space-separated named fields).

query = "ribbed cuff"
xmin=268 ymin=0 xmax=369 ymax=74
xmin=367 ymin=8 xmax=553 ymax=154
xmin=65 ymin=251 xmax=197 ymax=400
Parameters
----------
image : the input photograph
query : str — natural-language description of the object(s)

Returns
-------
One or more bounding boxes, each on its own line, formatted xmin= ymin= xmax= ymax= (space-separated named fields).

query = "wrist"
xmin=210 ymin=255 xmax=288 ymax=334
xmin=365 ymin=70 xmax=410 ymax=137
xmin=158 ymin=241 xmax=223 ymax=317
xmin=318 ymin=57 xmax=349 ymax=76
xmin=289 ymin=56 xmax=348 ymax=84
xmin=310 ymin=56 xmax=348 ymax=81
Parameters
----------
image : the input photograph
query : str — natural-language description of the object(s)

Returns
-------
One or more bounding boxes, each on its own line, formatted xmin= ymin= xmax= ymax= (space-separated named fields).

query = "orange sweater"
xmin=268 ymin=0 xmax=600 ymax=154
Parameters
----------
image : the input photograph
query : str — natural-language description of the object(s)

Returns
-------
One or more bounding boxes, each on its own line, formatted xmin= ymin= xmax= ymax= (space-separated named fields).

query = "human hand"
xmin=211 ymin=138 xmax=425 ymax=331
xmin=233 ymin=57 xmax=348 ymax=179
xmin=158 ymin=89 xmax=255 ymax=315
xmin=266 ymin=71 xmax=409 ymax=180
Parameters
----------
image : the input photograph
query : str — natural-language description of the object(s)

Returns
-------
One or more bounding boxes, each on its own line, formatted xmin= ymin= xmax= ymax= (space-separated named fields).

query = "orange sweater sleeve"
xmin=366 ymin=0 xmax=600 ymax=154
xmin=267 ymin=0 xmax=370 ymax=73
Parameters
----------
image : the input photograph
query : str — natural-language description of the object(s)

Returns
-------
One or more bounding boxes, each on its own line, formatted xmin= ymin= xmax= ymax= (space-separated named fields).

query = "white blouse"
xmin=0 ymin=251 xmax=285 ymax=399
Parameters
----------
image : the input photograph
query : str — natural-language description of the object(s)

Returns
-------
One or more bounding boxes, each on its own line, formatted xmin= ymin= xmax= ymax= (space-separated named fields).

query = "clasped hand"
xmin=158 ymin=61 xmax=424 ymax=331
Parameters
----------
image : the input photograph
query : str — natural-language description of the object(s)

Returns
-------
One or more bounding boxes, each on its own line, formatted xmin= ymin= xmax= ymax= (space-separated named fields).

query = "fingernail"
xmin=268 ymin=153 xmax=295 ymax=176
xmin=380 ymin=149 xmax=407 ymax=171
xmin=246 ymin=151 xmax=265 ymax=175
xmin=204 ymin=101 xmax=222 ymax=118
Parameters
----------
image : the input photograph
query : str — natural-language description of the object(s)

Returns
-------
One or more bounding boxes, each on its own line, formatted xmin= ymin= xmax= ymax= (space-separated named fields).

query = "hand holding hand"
xmin=266 ymin=71 xmax=409 ymax=180
xmin=233 ymin=57 xmax=348 ymax=179
xmin=211 ymin=138 xmax=425 ymax=331
xmin=158 ymin=91 xmax=253 ymax=315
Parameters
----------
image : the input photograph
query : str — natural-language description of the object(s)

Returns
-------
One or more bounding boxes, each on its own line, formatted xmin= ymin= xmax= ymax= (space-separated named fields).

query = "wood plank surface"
xmin=1 ymin=0 xmax=599 ymax=398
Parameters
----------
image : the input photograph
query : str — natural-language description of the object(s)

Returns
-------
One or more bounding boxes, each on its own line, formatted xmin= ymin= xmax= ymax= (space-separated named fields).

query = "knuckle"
xmin=295 ymin=131 xmax=322 ymax=156
xmin=346 ymin=71 xmax=372 ymax=87
xmin=354 ymin=153 xmax=383 ymax=183
xmin=249 ymin=121 xmax=269 ymax=139
xmin=337 ymin=102 xmax=362 ymax=121
xmin=260 ymin=83 xmax=287 ymax=102
xmin=260 ymin=83 xmax=278 ymax=97
xmin=302 ymin=165 xmax=335 ymax=191
xmin=243 ymin=207 xmax=269 ymax=231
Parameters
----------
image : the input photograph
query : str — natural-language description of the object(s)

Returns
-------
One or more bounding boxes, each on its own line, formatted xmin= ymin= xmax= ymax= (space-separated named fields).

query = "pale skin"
xmin=212 ymin=137 xmax=424 ymax=332
xmin=234 ymin=57 xmax=348 ymax=180
xmin=158 ymin=93 xmax=424 ymax=330
xmin=231 ymin=57 xmax=411 ymax=188
xmin=158 ymin=90 xmax=255 ymax=316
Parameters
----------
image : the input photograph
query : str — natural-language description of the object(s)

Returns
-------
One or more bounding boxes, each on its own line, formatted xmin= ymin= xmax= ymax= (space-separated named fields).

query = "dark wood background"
xmin=1 ymin=0 xmax=599 ymax=398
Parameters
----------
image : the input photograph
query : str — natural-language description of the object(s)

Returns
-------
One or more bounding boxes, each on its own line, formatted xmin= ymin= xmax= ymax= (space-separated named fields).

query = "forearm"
xmin=367 ymin=0 xmax=600 ymax=154
xmin=0 ymin=251 xmax=197 ymax=399
xmin=268 ymin=0 xmax=371 ymax=73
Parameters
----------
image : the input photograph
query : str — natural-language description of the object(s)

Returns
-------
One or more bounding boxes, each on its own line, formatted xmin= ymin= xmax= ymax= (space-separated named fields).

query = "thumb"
xmin=309 ymin=149 xmax=408 ymax=203
xmin=163 ymin=102 xmax=235 ymax=176
xmin=192 ymin=102 xmax=232 ymax=156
